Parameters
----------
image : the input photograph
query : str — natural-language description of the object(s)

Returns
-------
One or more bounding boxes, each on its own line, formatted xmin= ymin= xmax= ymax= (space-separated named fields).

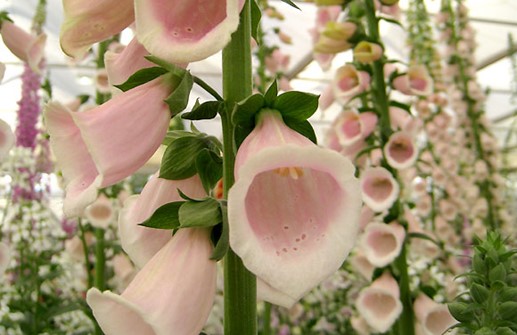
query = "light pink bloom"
xmin=228 ymin=109 xmax=361 ymax=308
xmin=334 ymin=110 xmax=377 ymax=146
xmin=319 ymin=84 xmax=335 ymax=112
xmin=414 ymin=294 xmax=456 ymax=335
xmin=314 ymin=52 xmax=335 ymax=71
xmin=265 ymin=49 xmax=290 ymax=74
xmin=359 ymin=206 xmax=375 ymax=231
xmin=356 ymin=272 xmax=403 ymax=333
xmin=392 ymin=65 xmax=433 ymax=96
xmin=87 ymin=228 xmax=217 ymax=335
xmin=360 ymin=167 xmax=399 ymax=212
xmin=0 ymin=242 xmax=11 ymax=277
xmin=135 ymin=0 xmax=245 ymax=63
xmin=112 ymin=254 xmax=136 ymax=289
xmin=332 ymin=65 xmax=370 ymax=104
xmin=360 ymin=221 xmax=405 ymax=267
xmin=84 ymin=194 xmax=115 ymax=229
xmin=44 ymin=76 xmax=174 ymax=217
xmin=119 ymin=173 xmax=206 ymax=268
xmin=349 ymin=249 xmax=375 ymax=281
xmin=389 ymin=106 xmax=412 ymax=131
xmin=384 ymin=131 xmax=418 ymax=170
xmin=0 ymin=21 xmax=46 ymax=73
xmin=60 ymin=0 xmax=134 ymax=59
xmin=350 ymin=315 xmax=373 ymax=335
xmin=94 ymin=69 xmax=111 ymax=94
xmin=64 ymin=235 xmax=87 ymax=262
xmin=0 ymin=118 xmax=15 ymax=161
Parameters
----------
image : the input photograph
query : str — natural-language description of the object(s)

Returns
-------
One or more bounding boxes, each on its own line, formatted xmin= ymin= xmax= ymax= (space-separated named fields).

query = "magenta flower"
xmin=135 ymin=0 xmax=245 ymax=63
xmin=228 ymin=109 xmax=361 ymax=307
xmin=87 ymin=228 xmax=217 ymax=335
xmin=44 ymin=76 xmax=176 ymax=217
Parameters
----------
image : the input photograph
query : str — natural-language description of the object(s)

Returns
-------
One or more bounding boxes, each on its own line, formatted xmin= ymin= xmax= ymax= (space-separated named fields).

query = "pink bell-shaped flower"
xmin=356 ymin=271 xmax=403 ymax=333
xmin=334 ymin=110 xmax=378 ymax=146
xmin=332 ymin=64 xmax=371 ymax=104
xmin=359 ymin=221 xmax=405 ymax=267
xmin=44 ymin=76 xmax=175 ymax=217
xmin=60 ymin=0 xmax=134 ymax=59
xmin=413 ymin=294 xmax=456 ymax=335
xmin=228 ymin=109 xmax=361 ymax=308
xmin=84 ymin=193 xmax=115 ymax=229
xmin=360 ymin=167 xmax=400 ymax=212
xmin=0 ymin=118 xmax=15 ymax=161
xmin=392 ymin=65 xmax=433 ymax=96
xmin=119 ymin=173 xmax=206 ymax=268
xmin=0 ymin=21 xmax=46 ymax=73
xmin=87 ymin=228 xmax=217 ymax=335
xmin=134 ymin=0 xmax=245 ymax=63
xmin=384 ymin=131 xmax=418 ymax=170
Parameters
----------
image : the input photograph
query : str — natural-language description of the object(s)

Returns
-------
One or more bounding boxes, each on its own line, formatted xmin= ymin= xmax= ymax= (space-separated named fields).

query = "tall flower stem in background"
xmin=363 ymin=1 xmax=414 ymax=334
xmin=222 ymin=1 xmax=257 ymax=333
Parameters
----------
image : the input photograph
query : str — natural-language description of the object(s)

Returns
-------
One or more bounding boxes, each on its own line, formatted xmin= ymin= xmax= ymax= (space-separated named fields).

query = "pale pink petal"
xmin=313 ymin=52 xmax=335 ymax=71
xmin=384 ymin=131 xmax=418 ymax=170
xmin=229 ymin=110 xmax=361 ymax=307
xmin=119 ymin=173 xmax=206 ymax=268
xmin=60 ymin=0 xmax=134 ymax=59
xmin=359 ymin=206 xmax=375 ymax=231
xmin=0 ymin=118 xmax=15 ymax=161
xmin=0 ymin=242 xmax=11 ymax=277
xmin=332 ymin=65 xmax=370 ymax=104
xmin=358 ymin=112 xmax=378 ymax=138
xmin=414 ymin=294 xmax=456 ymax=335
xmin=319 ymin=84 xmax=335 ymax=112
xmin=334 ymin=110 xmax=362 ymax=145
xmin=135 ymin=0 xmax=245 ymax=63
xmin=389 ymin=106 xmax=412 ymax=130
xmin=360 ymin=167 xmax=399 ymax=212
xmin=356 ymin=272 xmax=403 ymax=333
xmin=349 ymin=249 xmax=375 ymax=281
xmin=85 ymin=194 xmax=115 ymax=229
xmin=360 ymin=221 xmax=405 ymax=267
xmin=87 ymin=228 xmax=217 ymax=335
xmin=0 ymin=21 xmax=46 ymax=73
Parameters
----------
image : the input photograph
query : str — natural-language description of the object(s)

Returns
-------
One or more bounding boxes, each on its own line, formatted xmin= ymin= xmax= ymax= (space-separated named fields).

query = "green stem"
xmin=193 ymin=76 xmax=224 ymax=101
xmin=77 ymin=219 xmax=94 ymax=288
xmin=222 ymin=1 xmax=257 ymax=334
xmin=393 ymin=245 xmax=415 ymax=335
xmin=262 ymin=302 xmax=272 ymax=335
xmin=95 ymin=40 xmax=110 ymax=105
xmin=94 ymin=228 xmax=106 ymax=291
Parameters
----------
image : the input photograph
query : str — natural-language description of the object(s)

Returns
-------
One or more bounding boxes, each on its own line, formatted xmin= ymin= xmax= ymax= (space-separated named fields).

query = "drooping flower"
xmin=384 ymin=131 xmax=418 ymax=170
xmin=134 ymin=0 xmax=245 ymax=63
xmin=228 ymin=109 xmax=361 ymax=308
xmin=44 ymin=75 xmax=176 ymax=217
xmin=392 ymin=65 xmax=433 ymax=96
xmin=0 ymin=21 xmax=46 ymax=73
xmin=333 ymin=110 xmax=377 ymax=145
xmin=84 ymin=193 xmax=115 ymax=229
xmin=0 ymin=118 xmax=15 ymax=161
xmin=360 ymin=167 xmax=399 ymax=212
xmin=87 ymin=228 xmax=217 ymax=335
xmin=413 ymin=294 xmax=456 ymax=335
xmin=356 ymin=271 xmax=403 ymax=333
xmin=332 ymin=64 xmax=370 ymax=104
xmin=60 ymin=0 xmax=134 ymax=59
xmin=359 ymin=221 xmax=405 ymax=267
xmin=119 ymin=173 xmax=206 ymax=268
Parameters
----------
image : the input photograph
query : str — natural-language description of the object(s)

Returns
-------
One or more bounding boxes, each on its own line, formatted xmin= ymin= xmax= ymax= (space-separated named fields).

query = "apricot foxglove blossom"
xmin=228 ymin=109 xmax=361 ymax=308
xmin=44 ymin=75 xmax=176 ymax=217
xmin=384 ymin=131 xmax=418 ymax=170
xmin=87 ymin=228 xmax=217 ymax=335
xmin=332 ymin=64 xmax=371 ymax=104
xmin=0 ymin=20 xmax=46 ymax=73
xmin=334 ymin=110 xmax=377 ymax=145
xmin=119 ymin=173 xmax=206 ymax=268
xmin=359 ymin=221 xmax=405 ymax=267
xmin=413 ymin=294 xmax=456 ymax=335
xmin=60 ymin=0 xmax=134 ymax=59
xmin=134 ymin=0 xmax=245 ymax=63
xmin=84 ymin=194 xmax=115 ymax=229
xmin=360 ymin=167 xmax=399 ymax=212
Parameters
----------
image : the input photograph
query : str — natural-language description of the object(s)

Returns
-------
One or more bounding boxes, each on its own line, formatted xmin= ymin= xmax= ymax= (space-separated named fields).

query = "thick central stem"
xmin=222 ymin=1 xmax=257 ymax=334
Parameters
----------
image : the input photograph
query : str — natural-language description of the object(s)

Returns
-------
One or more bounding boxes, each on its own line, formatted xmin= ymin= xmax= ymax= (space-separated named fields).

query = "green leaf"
xmin=179 ymin=198 xmax=222 ymax=228
xmin=164 ymin=71 xmax=194 ymax=116
xmin=264 ymin=80 xmax=278 ymax=106
xmin=500 ymin=287 xmax=517 ymax=302
xmin=251 ymin=0 xmax=262 ymax=44
xmin=145 ymin=55 xmax=186 ymax=75
xmin=182 ymin=101 xmax=222 ymax=120
xmin=162 ymin=130 xmax=198 ymax=146
xmin=232 ymin=93 xmax=265 ymax=127
xmin=472 ymin=253 xmax=487 ymax=275
xmin=211 ymin=203 xmax=229 ymax=260
xmin=379 ymin=16 xmax=403 ymax=28
xmin=489 ymin=264 xmax=507 ymax=283
xmin=284 ymin=119 xmax=317 ymax=144
xmin=499 ymin=302 xmax=517 ymax=321
xmin=139 ymin=201 xmax=183 ymax=229
xmin=114 ymin=67 xmax=168 ymax=92
xmin=280 ymin=0 xmax=300 ymax=10
xmin=389 ymin=100 xmax=411 ymax=113
xmin=471 ymin=283 xmax=490 ymax=304
xmin=448 ymin=302 xmax=476 ymax=323
xmin=196 ymin=149 xmax=223 ymax=194
xmin=273 ymin=91 xmax=319 ymax=120
xmin=408 ymin=232 xmax=441 ymax=247
xmin=160 ymin=136 xmax=208 ymax=180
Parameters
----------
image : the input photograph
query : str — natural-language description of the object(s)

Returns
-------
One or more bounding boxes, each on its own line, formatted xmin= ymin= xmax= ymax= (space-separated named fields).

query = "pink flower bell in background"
xmin=0 ymin=241 xmax=11 ymax=277
xmin=359 ymin=221 xmax=405 ymax=267
xmin=413 ymin=294 xmax=456 ymax=335
xmin=360 ymin=167 xmax=399 ymax=212
xmin=333 ymin=110 xmax=377 ymax=146
xmin=44 ymin=76 xmax=176 ymax=217
xmin=60 ymin=0 xmax=134 ymax=59
xmin=87 ymin=228 xmax=217 ymax=335
xmin=392 ymin=65 xmax=433 ymax=96
xmin=84 ymin=194 xmax=115 ymax=229
xmin=228 ymin=109 xmax=361 ymax=308
xmin=332 ymin=64 xmax=371 ymax=104
xmin=0 ymin=21 xmax=46 ymax=73
xmin=384 ymin=131 xmax=418 ymax=170
xmin=0 ymin=118 xmax=15 ymax=161
xmin=134 ymin=0 xmax=245 ymax=63
xmin=356 ymin=271 xmax=403 ymax=333
xmin=119 ymin=173 xmax=206 ymax=268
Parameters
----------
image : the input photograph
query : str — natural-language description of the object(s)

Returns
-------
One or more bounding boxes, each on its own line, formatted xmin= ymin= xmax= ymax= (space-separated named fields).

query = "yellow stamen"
xmin=274 ymin=167 xmax=304 ymax=179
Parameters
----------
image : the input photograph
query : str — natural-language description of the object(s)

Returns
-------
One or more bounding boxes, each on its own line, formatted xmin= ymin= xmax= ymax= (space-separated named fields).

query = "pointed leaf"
xmin=284 ymin=119 xmax=317 ymax=144
xmin=471 ymin=283 xmax=490 ymax=304
xmin=139 ymin=201 xmax=183 ymax=229
xmin=114 ymin=67 xmax=168 ymax=92
xmin=160 ymin=136 xmax=208 ymax=180
xmin=489 ymin=263 xmax=507 ymax=283
xmin=182 ymin=101 xmax=222 ymax=120
xmin=232 ymin=93 xmax=265 ymax=127
xmin=499 ymin=302 xmax=517 ymax=321
xmin=162 ymin=130 xmax=198 ymax=146
xmin=280 ymin=0 xmax=300 ymax=10
xmin=264 ymin=80 xmax=278 ymax=106
xmin=500 ymin=287 xmax=517 ymax=302
xmin=164 ymin=71 xmax=194 ymax=116
xmin=273 ymin=91 xmax=319 ymax=120
xmin=251 ymin=0 xmax=262 ymax=44
xmin=211 ymin=202 xmax=229 ymax=260
xmin=448 ymin=302 xmax=476 ymax=323
xmin=179 ymin=198 xmax=222 ymax=228
xmin=196 ymin=149 xmax=223 ymax=194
